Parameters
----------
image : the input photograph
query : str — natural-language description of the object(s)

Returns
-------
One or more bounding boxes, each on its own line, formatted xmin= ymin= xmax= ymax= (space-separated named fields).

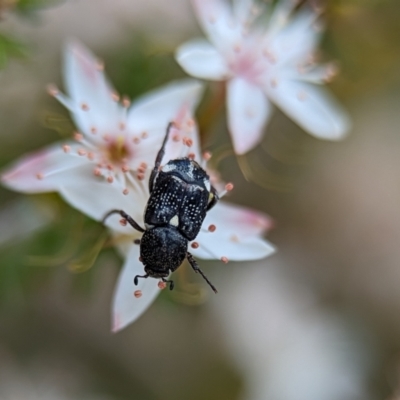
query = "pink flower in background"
xmin=1 ymin=41 xmax=204 ymax=232
xmin=176 ymin=0 xmax=350 ymax=154
xmin=1 ymin=41 xmax=276 ymax=332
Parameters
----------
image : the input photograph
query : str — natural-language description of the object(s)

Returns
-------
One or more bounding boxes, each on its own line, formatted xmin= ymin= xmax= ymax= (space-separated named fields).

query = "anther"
xmin=134 ymin=290 xmax=142 ymax=298
xmin=111 ymin=92 xmax=120 ymax=102
xmin=74 ymin=132 xmax=83 ymax=141
xmin=132 ymin=137 xmax=141 ymax=145
xmin=137 ymin=173 xmax=145 ymax=181
xmin=225 ymin=183 xmax=234 ymax=191
xmin=158 ymin=281 xmax=167 ymax=290
xmin=122 ymin=96 xmax=130 ymax=108
xmin=221 ymin=257 xmax=229 ymax=264
xmin=203 ymin=152 xmax=212 ymax=161
xmin=140 ymin=162 xmax=148 ymax=169
xmin=172 ymin=134 xmax=180 ymax=142
xmin=191 ymin=242 xmax=199 ymax=249
xmin=96 ymin=59 xmax=104 ymax=71
xmin=183 ymin=137 xmax=193 ymax=147
xmin=46 ymin=84 xmax=59 ymax=97
xmin=187 ymin=118 xmax=195 ymax=128
xmin=90 ymin=127 xmax=97 ymax=134
xmin=81 ymin=103 xmax=89 ymax=111
xmin=208 ymin=224 xmax=216 ymax=232
xmin=120 ymin=218 xmax=127 ymax=226
xmin=107 ymin=176 xmax=114 ymax=183
xmin=87 ymin=152 xmax=95 ymax=160
xmin=78 ymin=149 xmax=87 ymax=156
xmin=122 ymin=165 xmax=129 ymax=173
xmin=230 ymin=235 xmax=239 ymax=242
xmin=93 ymin=168 xmax=101 ymax=176
xmin=141 ymin=131 xmax=148 ymax=139
xmin=138 ymin=166 xmax=146 ymax=174
xmin=188 ymin=153 xmax=195 ymax=160
xmin=62 ymin=145 xmax=71 ymax=153
xmin=123 ymin=188 xmax=129 ymax=195
xmin=36 ymin=173 xmax=44 ymax=180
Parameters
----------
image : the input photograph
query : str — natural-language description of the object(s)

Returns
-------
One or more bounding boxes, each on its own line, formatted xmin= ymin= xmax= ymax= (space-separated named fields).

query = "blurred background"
xmin=0 ymin=0 xmax=399 ymax=399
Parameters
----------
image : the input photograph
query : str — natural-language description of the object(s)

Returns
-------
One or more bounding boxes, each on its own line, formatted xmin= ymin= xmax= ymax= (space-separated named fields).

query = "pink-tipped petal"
xmin=64 ymin=40 xmax=120 ymax=139
xmin=112 ymin=245 xmax=160 ymax=332
xmin=176 ymin=39 xmax=230 ymax=81
xmin=227 ymin=78 xmax=272 ymax=154
xmin=266 ymin=80 xmax=350 ymax=140
xmin=1 ymin=143 xmax=87 ymax=194
xmin=127 ymin=79 xmax=204 ymax=135
xmin=192 ymin=201 xmax=276 ymax=261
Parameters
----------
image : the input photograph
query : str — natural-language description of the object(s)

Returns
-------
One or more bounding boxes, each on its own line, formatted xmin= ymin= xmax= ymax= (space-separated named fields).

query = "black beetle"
xmin=103 ymin=122 xmax=219 ymax=293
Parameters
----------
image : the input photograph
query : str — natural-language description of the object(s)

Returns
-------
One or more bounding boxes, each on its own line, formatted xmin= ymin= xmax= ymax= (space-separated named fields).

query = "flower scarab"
xmin=103 ymin=122 xmax=219 ymax=293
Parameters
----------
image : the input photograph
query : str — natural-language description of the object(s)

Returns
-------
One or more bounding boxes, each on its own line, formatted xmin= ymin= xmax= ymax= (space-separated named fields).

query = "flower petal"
xmin=59 ymin=181 xmax=146 ymax=234
xmin=192 ymin=201 xmax=276 ymax=261
xmin=194 ymin=232 xmax=276 ymax=261
xmin=1 ymin=143 xmax=88 ymax=193
xmin=176 ymin=39 xmax=229 ymax=81
xmin=63 ymin=40 xmax=121 ymax=139
xmin=266 ymin=80 xmax=350 ymax=140
xmin=127 ymin=79 xmax=204 ymax=135
xmin=112 ymin=245 xmax=160 ymax=332
xmin=192 ymin=0 xmax=241 ymax=48
xmin=227 ymin=77 xmax=272 ymax=154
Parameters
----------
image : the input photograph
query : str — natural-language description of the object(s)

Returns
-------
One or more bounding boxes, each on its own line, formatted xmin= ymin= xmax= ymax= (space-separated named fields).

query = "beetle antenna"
xmin=187 ymin=252 xmax=218 ymax=294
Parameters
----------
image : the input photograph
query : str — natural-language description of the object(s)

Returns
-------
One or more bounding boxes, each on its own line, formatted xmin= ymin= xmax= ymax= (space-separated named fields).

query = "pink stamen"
xmin=123 ymin=188 xmax=129 ymax=195
xmin=36 ymin=173 xmax=44 ymax=180
xmin=46 ymin=84 xmax=59 ymax=97
xmin=74 ymin=132 xmax=83 ymax=142
xmin=81 ymin=103 xmax=89 ymax=111
xmin=78 ymin=149 xmax=87 ymax=156
xmin=134 ymin=290 xmax=142 ymax=298
xmin=208 ymin=224 xmax=216 ymax=232
xmin=107 ymin=176 xmax=114 ymax=183
xmin=62 ymin=145 xmax=71 ymax=153
xmin=225 ymin=183 xmax=234 ymax=192
xmin=191 ymin=242 xmax=199 ymax=249
xmin=158 ymin=281 xmax=167 ymax=290
xmin=221 ymin=257 xmax=229 ymax=264
xmin=120 ymin=218 xmax=127 ymax=226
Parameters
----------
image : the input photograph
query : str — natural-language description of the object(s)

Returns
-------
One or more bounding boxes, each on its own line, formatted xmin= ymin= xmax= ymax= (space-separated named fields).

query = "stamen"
xmin=140 ymin=162 xmax=148 ymax=169
xmin=186 ymin=118 xmax=195 ymax=128
xmin=141 ymin=131 xmax=148 ymax=139
xmin=90 ymin=127 xmax=97 ymax=134
xmin=191 ymin=242 xmax=199 ymax=249
xmin=87 ymin=152 xmax=95 ymax=161
xmin=188 ymin=153 xmax=195 ymax=160
xmin=62 ymin=145 xmax=71 ymax=153
xmin=36 ymin=173 xmax=44 ymax=180
xmin=111 ymin=92 xmax=120 ymax=102
xmin=122 ymin=96 xmax=130 ymax=108
xmin=172 ymin=134 xmax=181 ymax=142
xmin=137 ymin=173 xmax=145 ymax=181
xmin=107 ymin=176 xmax=114 ymax=183
xmin=93 ymin=168 xmax=102 ymax=176
xmin=183 ymin=137 xmax=193 ymax=147
xmin=230 ymin=235 xmax=239 ymax=242
xmin=122 ymin=165 xmax=130 ymax=173
xmin=132 ymin=137 xmax=141 ymax=145
xmin=225 ymin=183 xmax=234 ymax=191
xmin=134 ymin=290 xmax=142 ymax=298
xmin=74 ymin=132 xmax=83 ymax=142
xmin=103 ymin=134 xmax=111 ymax=142
xmin=81 ymin=103 xmax=89 ymax=111
xmin=221 ymin=257 xmax=229 ymax=264
xmin=120 ymin=218 xmax=127 ymax=226
xmin=123 ymin=188 xmax=129 ymax=195
xmin=158 ymin=281 xmax=167 ymax=290
xmin=46 ymin=84 xmax=59 ymax=97
xmin=208 ymin=224 xmax=216 ymax=232
xmin=77 ymin=149 xmax=87 ymax=156
xmin=203 ymin=152 xmax=212 ymax=161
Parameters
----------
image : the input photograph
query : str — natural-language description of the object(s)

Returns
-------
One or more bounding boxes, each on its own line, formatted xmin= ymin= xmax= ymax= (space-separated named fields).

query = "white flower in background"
xmin=1 ymin=40 xmax=276 ymax=332
xmin=1 ymin=41 xmax=204 ymax=232
xmin=176 ymin=0 xmax=350 ymax=154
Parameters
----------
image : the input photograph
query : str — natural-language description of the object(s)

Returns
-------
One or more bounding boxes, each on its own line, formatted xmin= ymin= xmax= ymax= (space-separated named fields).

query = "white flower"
xmin=1 ymin=40 xmax=276 ymax=332
xmin=1 ymin=41 xmax=204 ymax=232
xmin=176 ymin=0 xmax=350 ymax=154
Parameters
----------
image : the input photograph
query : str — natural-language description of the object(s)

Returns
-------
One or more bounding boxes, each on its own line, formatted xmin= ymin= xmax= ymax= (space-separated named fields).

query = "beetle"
xmin=103 ymin=122 xmax=219 ymax=293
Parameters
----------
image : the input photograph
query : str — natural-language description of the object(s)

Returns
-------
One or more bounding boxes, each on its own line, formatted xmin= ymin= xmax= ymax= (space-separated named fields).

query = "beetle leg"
xmin=206 ymin=186 xmax=219 ymax=212
xmin=149 ymin=122 xmax=175 ymax=193
xmin=186 ymin=252 xmax=218 ymax=294
xmin=162 ymin=277 xmax=175 ymax=291
xmin=102 ymin=209 xmax=145 ymax=233
xmin=134 ymin=274 xmax=149 ymax=285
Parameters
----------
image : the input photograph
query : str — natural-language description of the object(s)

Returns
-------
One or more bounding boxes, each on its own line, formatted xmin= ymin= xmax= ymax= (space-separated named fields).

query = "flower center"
xmin=107 ymin=136 xmax=132 ymax=165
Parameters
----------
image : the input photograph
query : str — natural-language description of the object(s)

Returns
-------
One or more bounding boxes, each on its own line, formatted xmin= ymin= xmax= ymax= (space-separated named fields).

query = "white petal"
xmin=1 ymin=143 xmax=88 ymax=193
xmin=191 ymin=201 xmax=276 ymax=261
xmin=267 ymin=0 xmax=297 ymax=34
xmin=194 ymin=232 xmax=276 ymax=261
xmin=127 ymin=79 xmax=204 ymax=134
xmin=192 ymin=0 xmax=241 ymax=48
xmin=112 ymin=245 xmax=160 ymax=332
xmin=63 ymin=40 xmax=121 ymax=139
xmin=59 ymin=181 xmax=146 ymax=234
xmin=227 ymin=78 xmax=272 ymax=154
xmin=266 ymin=80 xmax=350 ymax=140
xmin=176 ymin=39 xmax=229 ymax=80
